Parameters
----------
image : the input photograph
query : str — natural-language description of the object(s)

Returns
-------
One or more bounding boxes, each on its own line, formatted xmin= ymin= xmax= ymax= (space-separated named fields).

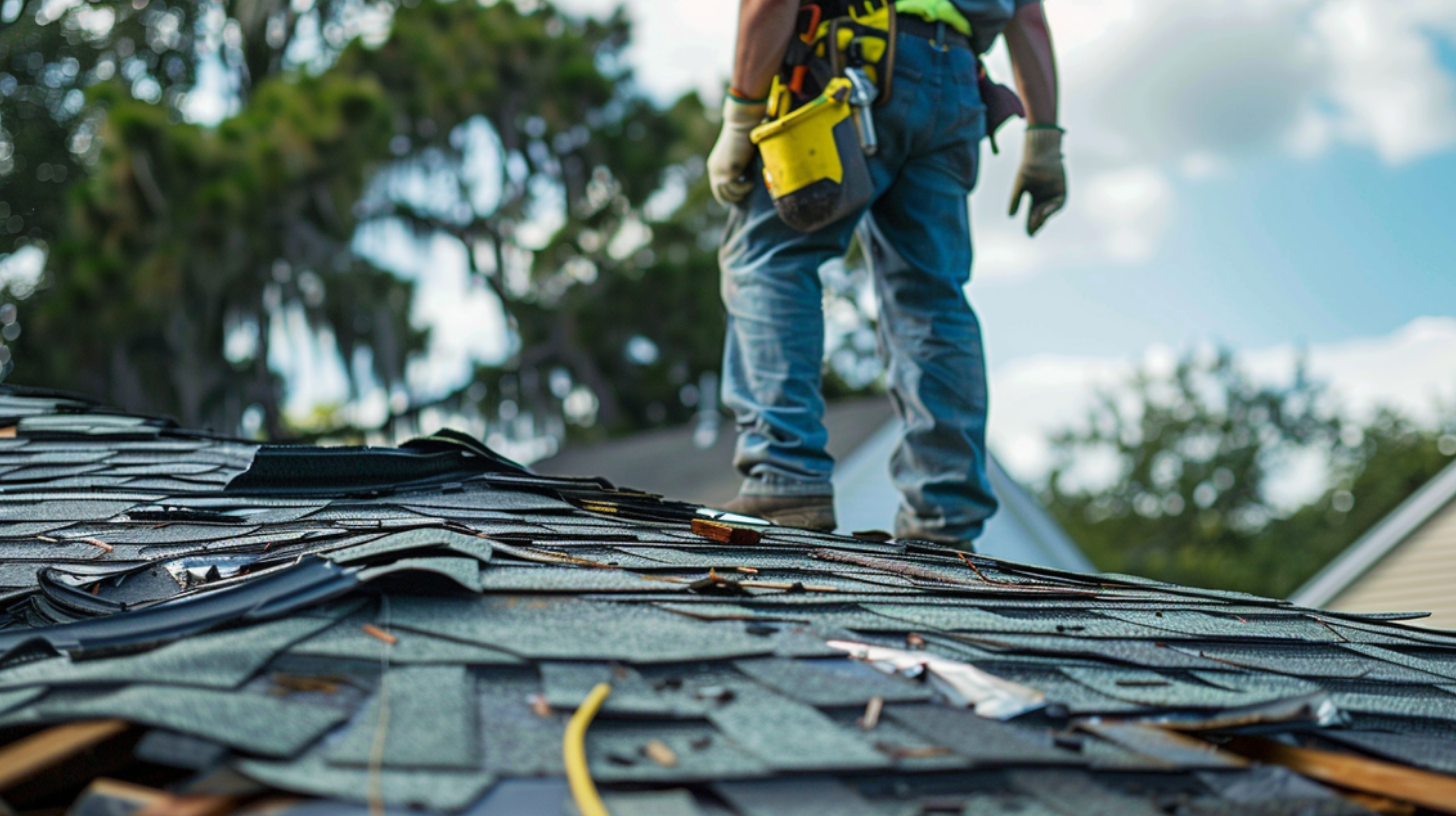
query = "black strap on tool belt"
xmin=779 ymin=0 xmax=897 ymax=111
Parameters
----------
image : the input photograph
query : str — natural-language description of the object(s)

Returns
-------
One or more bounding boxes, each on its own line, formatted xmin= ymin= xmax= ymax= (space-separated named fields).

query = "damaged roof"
xmin=0 ymin=385 xmax=1455 ymax=816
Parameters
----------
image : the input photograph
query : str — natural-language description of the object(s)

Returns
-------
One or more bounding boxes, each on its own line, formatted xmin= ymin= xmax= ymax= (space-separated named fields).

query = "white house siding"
xmin=1326 ymin=499 xmax=1456 ymax=630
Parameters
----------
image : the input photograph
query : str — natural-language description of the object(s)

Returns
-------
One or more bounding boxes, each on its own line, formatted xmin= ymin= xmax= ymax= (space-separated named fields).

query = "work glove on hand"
xmin=1008 ymin=127 xmax=1066 ymax=237
xmin=707 ymin=96 xmax=767 ymax=205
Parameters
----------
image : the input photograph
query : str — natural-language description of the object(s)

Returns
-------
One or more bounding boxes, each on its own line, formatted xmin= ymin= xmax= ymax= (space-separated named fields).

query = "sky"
xmin=541 ymin=0 xmax=1456 ymax=490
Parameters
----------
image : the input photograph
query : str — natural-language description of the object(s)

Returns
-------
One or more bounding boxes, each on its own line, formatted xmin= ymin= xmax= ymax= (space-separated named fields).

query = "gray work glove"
xmin=707 ymin=96 xmax=767 ymax=205
xmin=1008 ymin=127 xmax=1066 ymax=237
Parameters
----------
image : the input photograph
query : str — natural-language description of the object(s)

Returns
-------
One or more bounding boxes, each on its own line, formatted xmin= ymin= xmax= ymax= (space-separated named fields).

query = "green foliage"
xmin=1 ymin=0 xmax=727 ymax=438
xmin=1041 ymin=350 xmax=1456 ymax=597
xmin=29 ymin=71 xmax=409 ymax=432
xmin=335 ymin=0 xmax=722 ymax=437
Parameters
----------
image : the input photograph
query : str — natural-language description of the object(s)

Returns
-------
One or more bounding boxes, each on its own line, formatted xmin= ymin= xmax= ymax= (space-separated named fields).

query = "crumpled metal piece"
xmin=826 ymin=639 xmax=1045 ymax=720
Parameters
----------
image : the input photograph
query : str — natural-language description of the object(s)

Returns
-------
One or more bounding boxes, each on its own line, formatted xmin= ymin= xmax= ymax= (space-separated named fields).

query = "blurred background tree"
xmin=1042 ymin=349 xmax=1456 ymax=596
xmin=0 ymin=0 xmax=723 ymax=441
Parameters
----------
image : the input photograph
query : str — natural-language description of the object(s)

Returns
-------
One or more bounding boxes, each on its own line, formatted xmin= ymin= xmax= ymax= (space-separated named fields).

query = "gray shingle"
xmin=0 ymin=687 xmax=45 ymax=716
xmin=1061 ymin=667 xmax=1317 ymax=709
xmin=2 ymin=685 xmax=348 ymax=756
xmin=477 ymin=670 xmax=564 ymax=777
xmin=1316 ymin=730 xmax=1456 ymax=775
xmin=1008 ymin=770 xmax=1167 ymax=816
xmin=588 ymin=721 xmax=771 ymax=782
xmin=325 ymin=665 xmax=479 ymax=768
xmin=321 ymin=529 xmax=493 ymax=565
xmin=357 ymin=556 xmax=484 ymax=593
xmin=732 ymin=657 xmax=932 ymax=706
xmin=540 ymin=662 xmax=709 ymax=717
xmin=599 ymin=789 xmax=703 ymax=816
xmin=884 ymin=704 xmax=1078 ymax=766
xmin=292 ymin=615 xmax=523 ymax=666
xmin=706 ymin=684 xmax=890 ymax=772
xmin=388 ymin=595 xmax=779 ymax=663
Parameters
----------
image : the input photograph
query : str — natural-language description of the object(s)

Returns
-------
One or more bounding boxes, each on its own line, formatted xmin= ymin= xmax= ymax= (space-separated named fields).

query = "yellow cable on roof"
xmin=563 ymin=682 xmax=612 ymax=816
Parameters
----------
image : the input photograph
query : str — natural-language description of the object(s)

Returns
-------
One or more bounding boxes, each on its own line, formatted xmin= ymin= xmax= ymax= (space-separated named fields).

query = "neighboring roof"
xmin=540 ymin=399 xmax=1095 ymax=572
xmin=1291 ymin=457 xmax=1456 ymax=608
xmin=1 ymin=385 xmax=1456 ymax=815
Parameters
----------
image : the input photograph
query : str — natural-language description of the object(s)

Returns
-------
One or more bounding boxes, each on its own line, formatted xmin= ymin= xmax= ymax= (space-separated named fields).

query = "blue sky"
xmin=976 ymin=143 xmax=1456 ymax=364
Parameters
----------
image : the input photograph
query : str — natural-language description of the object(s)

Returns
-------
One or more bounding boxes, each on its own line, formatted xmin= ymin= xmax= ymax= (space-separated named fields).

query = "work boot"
xmin=719 ymin=494 xmax=836 ymax=532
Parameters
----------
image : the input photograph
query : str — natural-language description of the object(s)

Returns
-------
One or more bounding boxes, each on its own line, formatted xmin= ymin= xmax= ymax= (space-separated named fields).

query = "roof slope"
xmin=0 ymin=386 xmax=1454 ymax=815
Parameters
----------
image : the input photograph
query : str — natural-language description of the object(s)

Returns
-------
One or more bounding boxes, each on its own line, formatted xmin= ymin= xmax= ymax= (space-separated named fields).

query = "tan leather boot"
xmin=719 ymin=494 xmax=836 ymax=532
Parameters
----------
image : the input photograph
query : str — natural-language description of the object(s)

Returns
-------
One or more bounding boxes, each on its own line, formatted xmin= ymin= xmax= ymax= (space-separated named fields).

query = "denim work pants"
xmin=719 ymin=33 xmax=998 ymax=543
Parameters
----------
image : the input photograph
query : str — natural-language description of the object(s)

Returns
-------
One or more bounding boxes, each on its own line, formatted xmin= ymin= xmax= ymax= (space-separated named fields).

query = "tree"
xmin=1 ymin=0 xmax=723 ymax=440
xmin=1259 ymin=408 xmax=1456 ymax=595
xmin=2 ymin=0 xmax=419 ymax=433
xmin=1041 ymin=349 xmax=1456 ymax=597
xmin=334 ymin=1 xmax=722 ymax=438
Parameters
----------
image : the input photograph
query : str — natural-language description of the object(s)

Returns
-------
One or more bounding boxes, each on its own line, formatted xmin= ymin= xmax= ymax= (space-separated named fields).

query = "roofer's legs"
xmin=719 ymin=35 xmax=993 ymax=537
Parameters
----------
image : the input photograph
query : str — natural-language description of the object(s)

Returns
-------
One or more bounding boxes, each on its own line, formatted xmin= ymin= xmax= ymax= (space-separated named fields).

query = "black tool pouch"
xmin=824 ymin=1 xmax=897 ymax=106
xmin=781 ymin=0 xmax=897 ymax=111
xmin=977 ymin=62 xmax=1026 ymax=154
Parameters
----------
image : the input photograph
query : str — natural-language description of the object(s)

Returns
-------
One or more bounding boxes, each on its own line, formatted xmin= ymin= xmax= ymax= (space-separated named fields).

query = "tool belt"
xmin=743 ymin=1 xmax=892 ymax=233
xmin=750 ymin=0 xmax=1027 ymax=231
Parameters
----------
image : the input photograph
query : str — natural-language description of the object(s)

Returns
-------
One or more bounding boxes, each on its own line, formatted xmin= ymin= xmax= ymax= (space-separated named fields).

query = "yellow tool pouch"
xmin=751 ymin=0 xmax=892 ymax=232
xmin=751 ymin=78 xmax=872 ymax=233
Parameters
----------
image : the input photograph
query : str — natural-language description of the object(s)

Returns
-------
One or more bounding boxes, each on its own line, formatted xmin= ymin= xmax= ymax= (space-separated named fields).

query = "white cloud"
xmin=401 ymin=234 xmax=510 ymax=397
xmin=989 ymin=316 xmax=1456 ymax=497
xmin=0 ymin=247 xmax=45 ymax=299
xmin=1310 ymin=0 xmax=1456 ymax=164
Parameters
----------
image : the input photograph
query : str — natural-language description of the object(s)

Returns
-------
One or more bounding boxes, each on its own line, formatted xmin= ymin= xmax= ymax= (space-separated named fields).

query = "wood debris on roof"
xmin=0 ymin=385 xmax=1453 ymax=816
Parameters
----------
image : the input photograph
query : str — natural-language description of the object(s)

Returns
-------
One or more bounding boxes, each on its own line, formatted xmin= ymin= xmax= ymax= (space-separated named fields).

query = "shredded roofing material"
xmin=0 ymin=385 xmax=1454 ymax=815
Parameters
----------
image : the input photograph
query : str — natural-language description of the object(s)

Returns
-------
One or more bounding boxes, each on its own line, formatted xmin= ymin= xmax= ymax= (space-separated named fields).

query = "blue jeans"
xmin=719 ymin=33 xmax=998 ymax=542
